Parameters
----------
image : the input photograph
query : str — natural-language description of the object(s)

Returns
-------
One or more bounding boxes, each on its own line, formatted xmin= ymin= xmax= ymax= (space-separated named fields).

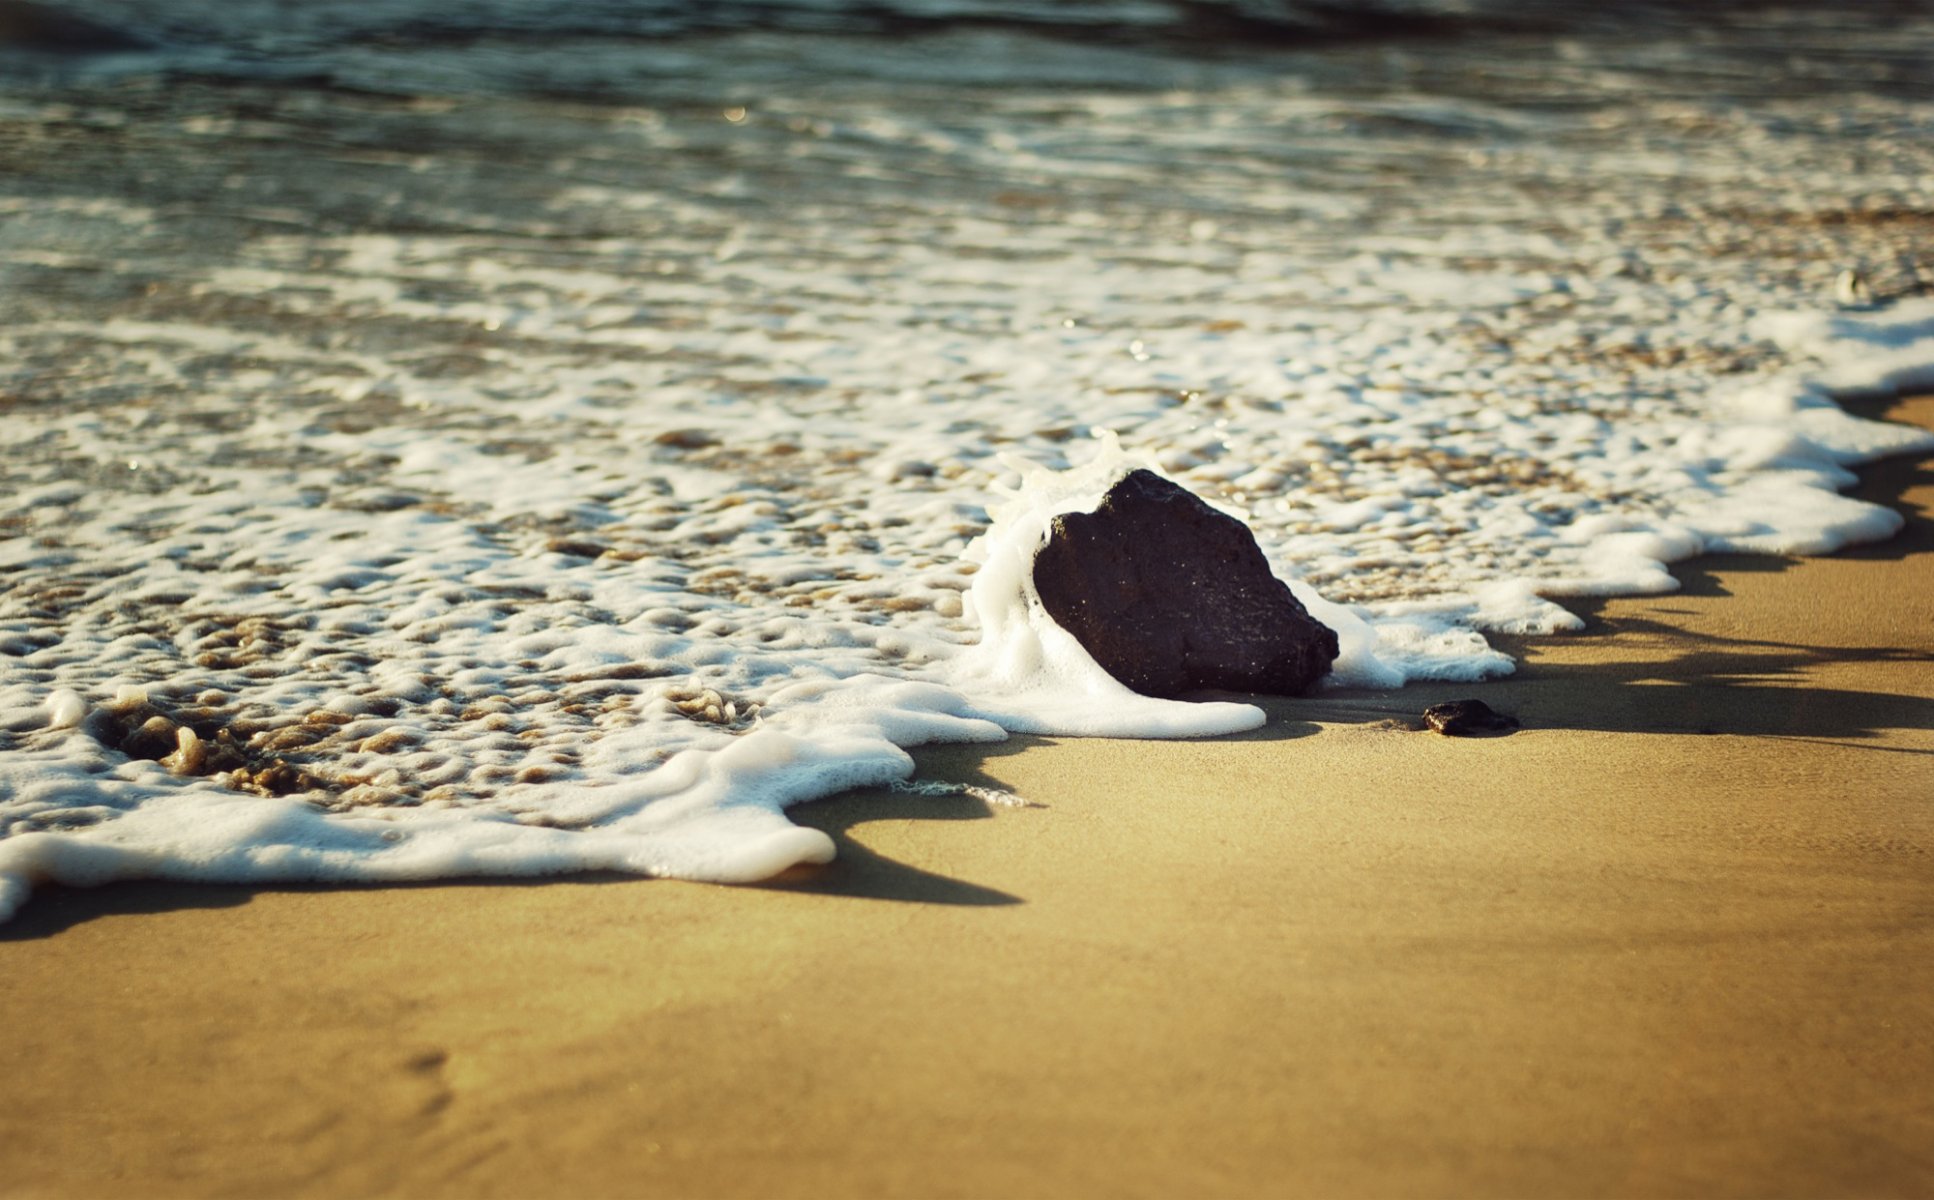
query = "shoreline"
xmin=2 ymin=397 xmax=1929 ymax=1198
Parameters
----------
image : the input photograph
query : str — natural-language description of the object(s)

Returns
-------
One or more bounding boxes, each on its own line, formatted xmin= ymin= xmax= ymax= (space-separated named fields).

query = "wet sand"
xmin=3 ymin=397 xmax=1930 ymax=1200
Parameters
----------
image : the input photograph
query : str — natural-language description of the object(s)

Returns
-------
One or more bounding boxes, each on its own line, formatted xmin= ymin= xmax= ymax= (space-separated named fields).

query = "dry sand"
xmin=3 ymin=398 xmax=1931 ymax=1200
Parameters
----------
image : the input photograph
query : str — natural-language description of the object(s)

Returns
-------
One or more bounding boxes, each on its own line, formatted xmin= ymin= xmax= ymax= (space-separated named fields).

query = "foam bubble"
xmin=44 ymin=690 xmax=86 ymax=730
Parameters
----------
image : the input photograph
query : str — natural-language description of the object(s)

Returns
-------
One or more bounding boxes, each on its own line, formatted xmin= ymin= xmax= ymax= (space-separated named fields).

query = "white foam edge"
xmin=1436 ymin=299 xmax=1934 ymax=643
xmin=1751 ymin=297 xmax=1934 ymax=415
xmin=0 ymin=710 xmax=959 ymax=922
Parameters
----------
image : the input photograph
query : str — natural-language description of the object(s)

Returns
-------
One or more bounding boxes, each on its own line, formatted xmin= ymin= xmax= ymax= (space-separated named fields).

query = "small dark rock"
xmin=161 ymin=727 xmax=250 ymax=776
xmin=1422 ymin=699 xmax=1519 ymax=737
xmin=119 ymin=714 xmax=180 ymax=761
xmin=1031 ymin=468 xmax=1340 ymax=699
xmin=236 ymin=761 xmax=320 ymax=796
xmin=336 ymin=490 xmax=422 ymax=513
xmin=653 ymin=428 xmax=718 ymax=450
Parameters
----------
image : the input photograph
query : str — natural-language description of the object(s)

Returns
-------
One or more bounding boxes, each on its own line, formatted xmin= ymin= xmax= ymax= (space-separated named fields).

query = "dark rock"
xmin=237 ymin=762 xmax=318 ymax=796
xmin=1422 ymin=699 xmax=1519 ymax=737
xmin=1031 ymin=468 xmax=1339 ymax=699
xmin=119 ymin=714 xmax=180 ymax=761
xmin=160 ymin=727 xmax=250 ymax=777
xmin=204 ymin=729 xmax=250 ymax=773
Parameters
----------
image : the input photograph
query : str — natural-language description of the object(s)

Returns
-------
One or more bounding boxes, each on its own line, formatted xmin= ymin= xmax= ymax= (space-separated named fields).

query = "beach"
xmin=5 ymin=5 xmax=1934 ymax=1195
xmin=4 ymin=395 xmax=1928 ymax=1198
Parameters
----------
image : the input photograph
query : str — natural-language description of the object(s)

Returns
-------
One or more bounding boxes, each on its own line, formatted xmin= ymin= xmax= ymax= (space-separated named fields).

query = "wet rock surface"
xmin=1032 ymin=469 xmax=1340 ymax=699
xmin=1422 ymin=698 xmax=1520 ymax=737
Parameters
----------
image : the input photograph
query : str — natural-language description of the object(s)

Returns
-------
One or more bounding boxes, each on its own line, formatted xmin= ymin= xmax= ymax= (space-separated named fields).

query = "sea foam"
xmin=3 ymin=287 xmax=1928 ymax=922
xmin=3 ymin=28 xmax=1934 ymax=918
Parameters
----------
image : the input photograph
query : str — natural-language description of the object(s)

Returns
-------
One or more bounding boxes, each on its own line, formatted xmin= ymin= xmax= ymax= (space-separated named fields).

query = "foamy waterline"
xmin=3 ymin=28 xmax=1933 ymax=918
xmin=3 ymin=300 xmax=1929 ymax=921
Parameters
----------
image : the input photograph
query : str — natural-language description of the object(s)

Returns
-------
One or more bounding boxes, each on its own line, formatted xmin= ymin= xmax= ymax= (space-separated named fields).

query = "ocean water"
xmin=3 ymin=1 xmax=1933 ymax=918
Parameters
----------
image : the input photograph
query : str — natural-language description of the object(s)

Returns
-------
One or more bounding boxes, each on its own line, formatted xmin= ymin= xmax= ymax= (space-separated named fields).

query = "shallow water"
xmin=2 ymin=3 xmax=1932 ymax=913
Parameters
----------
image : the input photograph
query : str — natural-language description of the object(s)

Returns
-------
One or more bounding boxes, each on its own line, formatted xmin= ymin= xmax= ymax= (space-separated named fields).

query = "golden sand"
xmin=3 ymin=399 xmax=1930 ymax=1200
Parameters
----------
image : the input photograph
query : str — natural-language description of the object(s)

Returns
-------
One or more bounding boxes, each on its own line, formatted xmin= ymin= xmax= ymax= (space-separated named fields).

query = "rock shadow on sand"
xmin=3 ymin=827 xmax=1027 ymax=937
xmin=0 ymin=879 xmax=256 ymax=941
xmin=1287 ymin=394 xmax=1934 ymax=753
xmin=1492 ymin=617 xmax=1934 ymax=753
xmin=765 ymin=739 xmax=1039 ymax=907
xmin=1502 ymin=406 xmax=1934 ymax=752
